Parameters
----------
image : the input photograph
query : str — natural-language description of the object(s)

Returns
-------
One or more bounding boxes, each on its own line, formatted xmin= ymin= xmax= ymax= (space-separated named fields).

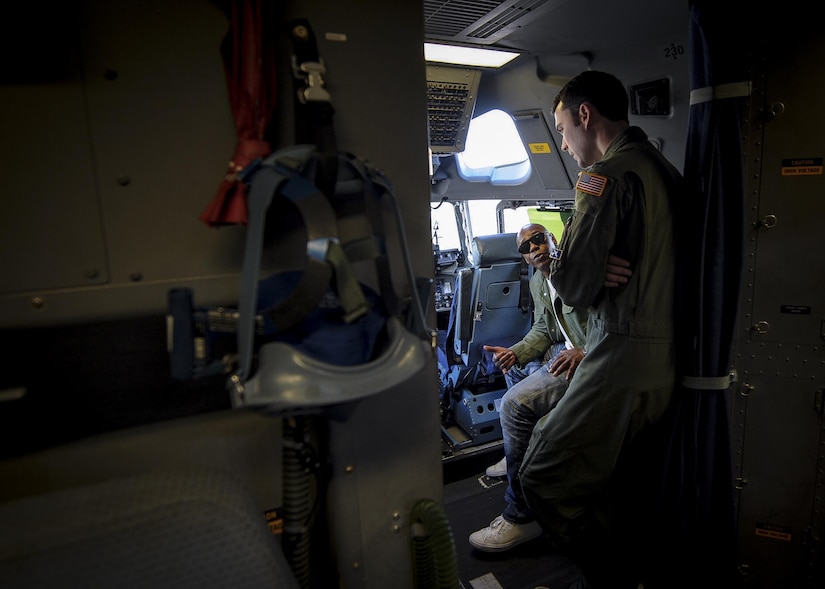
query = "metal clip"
xmin=229 ymin=373 xmax=245 ymax=405
xmin=291 ymin=56 xmax=331 ymax=103
xmin=751 ymin=320 xmax=769 ymax=334
xmin=767 ymin=102 xmax=785 ymax=119
xmin=756 ymin=214 xmax=777 ymax=229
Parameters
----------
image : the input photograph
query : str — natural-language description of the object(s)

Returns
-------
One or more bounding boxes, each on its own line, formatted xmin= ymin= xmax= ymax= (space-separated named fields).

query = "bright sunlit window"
xmin=430 ymin=200 xmax=563 ymax=253
xmin=456 ymin=109 xmax=531 ymax=185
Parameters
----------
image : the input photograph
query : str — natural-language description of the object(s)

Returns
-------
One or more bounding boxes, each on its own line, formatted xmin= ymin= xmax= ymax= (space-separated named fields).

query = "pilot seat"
xmin=439 ymin=233 xmax=532 ymax=451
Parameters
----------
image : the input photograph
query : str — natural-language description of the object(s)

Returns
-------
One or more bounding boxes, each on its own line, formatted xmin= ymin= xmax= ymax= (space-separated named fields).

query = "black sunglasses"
xmin=518 ymin=231 xmax=549 ymax=255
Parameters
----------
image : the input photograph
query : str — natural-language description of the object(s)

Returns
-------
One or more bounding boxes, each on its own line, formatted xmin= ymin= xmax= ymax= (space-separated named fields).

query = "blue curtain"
xmin=652 ymin=1 xmax=747 ymax=585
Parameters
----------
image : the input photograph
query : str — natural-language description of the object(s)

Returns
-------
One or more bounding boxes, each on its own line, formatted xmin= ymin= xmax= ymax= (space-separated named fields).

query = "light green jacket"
xmin=510 ymin=269 xmax=588 ymax=368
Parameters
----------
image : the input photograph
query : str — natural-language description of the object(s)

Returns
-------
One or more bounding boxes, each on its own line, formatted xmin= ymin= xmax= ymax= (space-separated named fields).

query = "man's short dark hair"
xmin=552 ymin=70 xmax=629 ymax=123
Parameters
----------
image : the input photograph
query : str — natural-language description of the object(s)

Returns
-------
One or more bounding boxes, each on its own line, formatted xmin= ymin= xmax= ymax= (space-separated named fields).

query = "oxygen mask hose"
xmin=282 ymin=416 xmax=315 ymax=588
xmin=410 ymin=498 xmax=459 ymax=589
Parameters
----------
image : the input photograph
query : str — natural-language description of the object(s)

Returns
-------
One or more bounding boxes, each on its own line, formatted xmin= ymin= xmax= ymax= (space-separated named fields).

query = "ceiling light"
xmin=424 ymin=43 xmax=520 ymax=68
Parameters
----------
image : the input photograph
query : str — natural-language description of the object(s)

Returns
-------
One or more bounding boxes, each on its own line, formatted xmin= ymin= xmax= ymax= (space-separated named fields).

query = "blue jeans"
xmin=501 ymin=344 xmax=570 ymax=524
xmin=503 ymin=359 xmax=544 ymax=390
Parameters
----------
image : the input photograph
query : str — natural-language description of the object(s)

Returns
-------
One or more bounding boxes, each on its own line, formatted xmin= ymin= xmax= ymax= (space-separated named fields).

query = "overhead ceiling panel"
xmin=424 ymin=0 xmax=689 ymax=56
xmin=423 ymin=0 xmax=553 ymax=46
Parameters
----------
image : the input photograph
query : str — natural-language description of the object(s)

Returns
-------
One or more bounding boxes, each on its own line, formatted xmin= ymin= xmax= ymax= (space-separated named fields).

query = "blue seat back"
xmin=443 ymin=233 xmax=532 ymax=389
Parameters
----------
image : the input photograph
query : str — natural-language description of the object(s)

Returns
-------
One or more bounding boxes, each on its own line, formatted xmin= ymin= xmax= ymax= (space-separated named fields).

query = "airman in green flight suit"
xmin=519 ymin=70 xmax=685 ymax=588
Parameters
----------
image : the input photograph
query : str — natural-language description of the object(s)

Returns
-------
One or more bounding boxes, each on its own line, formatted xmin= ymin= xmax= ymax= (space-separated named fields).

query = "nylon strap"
xmin=286 ymin=20 xmax=403 ymax=323
xmin=352 ymin=159 xmax=400 ymax=316
xmin=236 ymin=147 xmax=370 ymax=382
xmin=237 ymin=162 xmax=291 ymax=382
xmin=689 ymin=81 xmax=751 ymax=105
xmin=264 ymin=164 xmax=370 ymax=328
xmin=287 ymin=18 xmax=336 ymax=153
xmin=323 ymin=239 xmax=370 ymax=323
xmin=451 ymin=268 xmax=474 ymax=360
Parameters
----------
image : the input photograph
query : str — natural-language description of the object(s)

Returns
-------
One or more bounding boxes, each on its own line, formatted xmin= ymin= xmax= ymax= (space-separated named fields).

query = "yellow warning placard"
xmin=529 ymin=142 xmax=552 ymax=154
xmin=265 ymin=508 xmax=283 ymax=535
xmin=755 ymin=521 xmax=792 ymax=542
xmin=781 ymin=158 xmax=823 ymax=176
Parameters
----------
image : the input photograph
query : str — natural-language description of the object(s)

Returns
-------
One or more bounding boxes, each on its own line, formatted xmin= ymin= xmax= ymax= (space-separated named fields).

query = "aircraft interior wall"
xmin=731 ymin=20 xmax=825 ymax=587
xmin=431 ymin=30 xmax=691 ymax=204
xmin=0 ymin=0 xmax=434 ymax=446
xmin=0 ymin=0 xmax=243 ymax=328
xmin=585 ymin=37 xmax=691 ymax=173
xmin=1 ymin=1 xmax=443 ymax=587
xmin=0 ymin=0 xmax=442 ymax=543
xmin=1 ymin=0 xmax=433 ymax=330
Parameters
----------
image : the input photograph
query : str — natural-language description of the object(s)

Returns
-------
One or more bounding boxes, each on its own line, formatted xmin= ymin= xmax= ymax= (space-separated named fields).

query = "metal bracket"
xmin=751 ymin=320 xmax=770 ymax=334
xmin=756 ymin=214 xmax=777 ymax=229
xmin=291 ymin=56 xmax=331 ymax=103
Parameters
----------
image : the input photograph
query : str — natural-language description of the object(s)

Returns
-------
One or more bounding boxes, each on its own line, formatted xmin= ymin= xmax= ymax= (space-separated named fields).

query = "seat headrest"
xmin=470 ymin=233 xmax=521 ymax=266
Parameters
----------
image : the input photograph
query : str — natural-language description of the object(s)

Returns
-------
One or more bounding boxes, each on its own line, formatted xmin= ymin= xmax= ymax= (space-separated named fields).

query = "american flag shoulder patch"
xmin=576 ymin=172 xmax=608 ymax=196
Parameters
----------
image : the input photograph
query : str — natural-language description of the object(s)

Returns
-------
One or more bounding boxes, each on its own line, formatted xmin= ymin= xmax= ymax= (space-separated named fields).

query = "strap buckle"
xmin=291 ymin=56 xmax=331 ymax=103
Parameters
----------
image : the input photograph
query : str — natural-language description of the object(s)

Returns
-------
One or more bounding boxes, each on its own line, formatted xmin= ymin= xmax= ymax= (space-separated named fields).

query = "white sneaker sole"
xmin=468 ymin=523 xmax=542 ymax=552
xmin=485 ymin=457 xmax=507 ymax=478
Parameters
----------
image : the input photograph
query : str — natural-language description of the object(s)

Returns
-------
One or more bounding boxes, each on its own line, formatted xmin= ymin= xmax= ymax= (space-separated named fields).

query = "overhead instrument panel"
xmin=426 ymin=65 xmax=482 ymax=153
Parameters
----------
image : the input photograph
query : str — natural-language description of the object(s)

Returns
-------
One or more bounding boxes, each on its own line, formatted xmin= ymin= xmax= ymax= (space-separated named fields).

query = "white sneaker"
xmin=485 ymin=456 xmax=507 ymax=477
xmin=468 ymin=515 xmax=543 ymax=552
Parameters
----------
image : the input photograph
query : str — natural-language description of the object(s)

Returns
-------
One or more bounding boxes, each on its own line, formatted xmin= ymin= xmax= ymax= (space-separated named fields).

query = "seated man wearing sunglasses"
xmin=470 ymin=223 xmax=631 ymax=552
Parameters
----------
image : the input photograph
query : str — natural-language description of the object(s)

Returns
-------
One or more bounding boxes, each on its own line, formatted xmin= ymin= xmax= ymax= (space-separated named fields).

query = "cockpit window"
xmin=455 ymin=109 xmax=531 ymax=185
xmin=431 ymin=203 xmax=461 ymax=251
xmin=432 ymin=199 xmax=567 ymax=254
